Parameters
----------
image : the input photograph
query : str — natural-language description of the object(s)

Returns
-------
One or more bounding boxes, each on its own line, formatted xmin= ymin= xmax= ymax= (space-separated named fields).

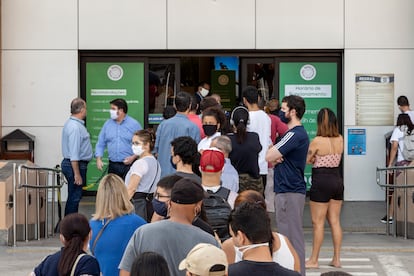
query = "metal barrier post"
xmin=13 ymin=164 xmax=64 ymax=246
xmin=404 ymin=170 xmax=408 ymax=239
xmin=12 ymin=163 xmax=17 ymax=247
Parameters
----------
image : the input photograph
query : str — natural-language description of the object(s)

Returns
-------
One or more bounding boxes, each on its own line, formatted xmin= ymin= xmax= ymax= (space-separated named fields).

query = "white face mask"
xmin=110 ymin=109 xmax=118 ymax=120
xmin=200 ymin=88 xmax=209 ymax=97
xmin=234 ymin=242 xmax=269 ymax=261
xmin=132 ymin=145 xmax=144 ymax=156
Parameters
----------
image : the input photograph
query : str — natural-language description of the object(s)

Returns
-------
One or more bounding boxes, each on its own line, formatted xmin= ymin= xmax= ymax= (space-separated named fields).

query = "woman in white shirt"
xmin=198 ymin=107 xmax=226 ymax=152
xmin=382 ymin=113 xmax=414 ymax=223
xmin=125 ymin=129 xmax=161 ymax=221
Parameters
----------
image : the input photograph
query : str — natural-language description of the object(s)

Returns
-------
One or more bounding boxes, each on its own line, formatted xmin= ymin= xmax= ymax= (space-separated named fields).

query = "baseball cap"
xmin=200 ymin=148 xmax=225 ymax=173
xmin=170 ymin=178 xmax=204 ymax=204
xmin=179 ymin=243 xmax=228 ymax=276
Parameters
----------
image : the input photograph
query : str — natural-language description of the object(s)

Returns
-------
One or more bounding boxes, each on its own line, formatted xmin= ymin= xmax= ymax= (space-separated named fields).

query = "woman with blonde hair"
xmin=90 ymin=173 xmax=146 ymax=276
xmin=306 ymin=108 xmax=344 ymax=269
xmin=125 ymin=129 xmax=161 ymax=221
xmin=222 ymin=190 xmax=300 ymax=273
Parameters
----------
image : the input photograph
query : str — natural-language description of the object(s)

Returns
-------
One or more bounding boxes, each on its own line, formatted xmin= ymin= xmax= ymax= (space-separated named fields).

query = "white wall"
xmin=2 ymin=0 xmax=414 ymax=201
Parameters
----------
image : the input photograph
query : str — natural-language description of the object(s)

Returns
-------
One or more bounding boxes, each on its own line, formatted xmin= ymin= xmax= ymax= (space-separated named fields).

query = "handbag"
xmin=132 ymin=162 xmax=159 ymax=222
xmin=91 ymin=219 xmax=111 ymax=255
xmin=70 ymin=253 xmax=87 ymax=276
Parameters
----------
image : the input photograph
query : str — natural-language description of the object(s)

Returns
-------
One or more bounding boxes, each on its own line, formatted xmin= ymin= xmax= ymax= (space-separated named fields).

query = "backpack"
xmin=402 ymin=127 xmax=414 ymax=161
xmin=203 ymin=187 xmax=232 ymax=242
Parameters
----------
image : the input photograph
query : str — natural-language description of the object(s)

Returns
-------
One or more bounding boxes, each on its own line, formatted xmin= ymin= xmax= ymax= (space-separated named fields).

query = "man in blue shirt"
xmin=61 ymin=98 xmax=93 ymax=215
xmin=155 ymin=91 xmax=201 ymax=177
xmin=266 ymin=95 xmax=309 ymax=276
xmin=95 ymin=98 xmax=142 ymax=179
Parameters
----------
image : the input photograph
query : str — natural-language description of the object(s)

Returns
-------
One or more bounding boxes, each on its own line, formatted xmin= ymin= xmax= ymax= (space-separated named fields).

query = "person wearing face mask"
xmin=195 ymin=81 xmax=211 ymax=114
xmin=125 ymin=129 xmax=161 ymax=221
xmin=95 ymin=98 xmax=142 ymax=179
xmin=266 ymin=95 xmax=309 ymax=276
xmin=170 ymin=136 xmax=202 ymax=184
xmin=150 ymin=175 xmax=214 ymax=237
xmin=222 ymin=190 xmax=300 ymax=272
xmin=198 ymin=107 xmax=226 ymax=152
xmin=119 ymin=178 xmax=220 ymax=276
xmin=227 ymin=202 xmax=300 ymax=276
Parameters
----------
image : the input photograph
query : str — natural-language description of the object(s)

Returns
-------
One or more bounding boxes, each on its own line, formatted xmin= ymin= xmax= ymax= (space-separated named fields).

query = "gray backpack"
xmin=402 ymin=127 xmax=414 ymax=161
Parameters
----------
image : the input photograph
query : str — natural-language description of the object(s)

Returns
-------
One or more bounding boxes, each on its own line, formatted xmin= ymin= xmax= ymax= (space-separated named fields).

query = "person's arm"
xmin=95 ymin=123 xmax=107 ymax=170
xmin=283 ymin=235 xmax=301 ymax=273
xmin=388 ymin=141 xmax=399 ymax=167
xmin=126 ymin=174 xmax=142 ymax=199
xmin=266 ymin=145 xmax=283 ymax=164
xmin=126 ymin=160 xmax=148 ymax=198
xmin=306 ymin=138 xmax=318 ymax=165
xmin=71 ymin=161 xmax=83 ymax=185
xmin=221 ymin=238 xmax=236 ymax=264
xmin=123 ymin=154 xmax=138 ymax=165
xmin=119 ymin=269 xmax=130 ymax=276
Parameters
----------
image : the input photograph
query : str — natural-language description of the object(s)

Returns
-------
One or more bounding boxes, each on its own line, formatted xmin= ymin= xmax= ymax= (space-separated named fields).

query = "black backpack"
xmin=203 ymin=187 xmax=232 ymax=242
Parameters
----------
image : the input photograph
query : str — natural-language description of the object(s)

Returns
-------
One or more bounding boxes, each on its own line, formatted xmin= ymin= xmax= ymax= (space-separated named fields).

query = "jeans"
xmin=61 ymin=159 xmax=88 ymax=216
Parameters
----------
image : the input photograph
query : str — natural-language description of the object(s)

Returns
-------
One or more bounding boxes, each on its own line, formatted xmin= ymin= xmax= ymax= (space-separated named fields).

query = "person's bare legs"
xmin=327 ymin=199 xmax=343 ymax=268
xmin=306 ymin=201 xmax=329 ymax=269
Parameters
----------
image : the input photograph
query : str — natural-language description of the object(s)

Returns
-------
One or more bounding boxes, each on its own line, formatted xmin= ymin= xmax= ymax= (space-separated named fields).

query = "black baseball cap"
xmin=171 ymin=178 xmax=204 ymax=204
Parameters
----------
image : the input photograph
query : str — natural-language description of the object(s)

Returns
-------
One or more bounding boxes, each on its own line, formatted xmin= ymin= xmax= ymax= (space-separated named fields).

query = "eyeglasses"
xmin=154 ymin=193 xmax=171 ymax=200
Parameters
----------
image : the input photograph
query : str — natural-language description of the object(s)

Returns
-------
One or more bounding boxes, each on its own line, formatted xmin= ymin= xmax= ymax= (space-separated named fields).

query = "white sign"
xmin=91 ymin=89 xmax=127 ymax=96
xmin=285 ymin=85 xmax=332 ymax=98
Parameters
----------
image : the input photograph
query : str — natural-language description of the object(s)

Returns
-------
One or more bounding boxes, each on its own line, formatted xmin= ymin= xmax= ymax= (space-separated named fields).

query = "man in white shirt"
xmin=243 ymin=86 xmax=272 ymax=193
xmin=397 ymin=95 xmax=414 ymax=123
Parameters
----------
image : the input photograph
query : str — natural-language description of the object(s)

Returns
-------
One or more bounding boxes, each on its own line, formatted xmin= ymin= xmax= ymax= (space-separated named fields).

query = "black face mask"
xmin=203 ymin=124 xmax=218 ymax=137
xmin=170 ymin=155 xmax=177 ymax=170
xmin=279 ymin=110 xmax=290 ymax=124
xmin=152 ymin=198 xmax=168 ymax=217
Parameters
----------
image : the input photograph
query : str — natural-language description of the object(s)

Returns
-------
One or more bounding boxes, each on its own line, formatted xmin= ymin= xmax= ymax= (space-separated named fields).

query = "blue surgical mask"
xmin=152 ymin=198 xmax=168 ymax=217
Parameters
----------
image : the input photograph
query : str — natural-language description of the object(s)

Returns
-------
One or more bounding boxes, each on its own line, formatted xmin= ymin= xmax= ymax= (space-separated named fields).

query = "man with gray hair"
xmin=61 ymin=98 xmax=92 ymax=215
xmin=211 ymin=135 xmax=239 ymax=192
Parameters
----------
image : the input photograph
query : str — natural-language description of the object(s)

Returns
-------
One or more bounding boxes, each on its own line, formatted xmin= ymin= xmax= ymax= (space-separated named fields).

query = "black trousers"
xmin=108 ymin=161 xmax=131 ymax=180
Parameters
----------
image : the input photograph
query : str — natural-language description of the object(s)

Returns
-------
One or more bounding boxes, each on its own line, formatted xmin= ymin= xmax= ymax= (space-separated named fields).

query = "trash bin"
xmin=0 ymin=129 xmax=35 ymax=162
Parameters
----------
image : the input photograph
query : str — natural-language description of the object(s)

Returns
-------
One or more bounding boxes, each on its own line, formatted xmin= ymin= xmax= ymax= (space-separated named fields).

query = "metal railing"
xmin=376 ymin=165 xmax=414 ymax=239
xmin=11 ymin=163 xmax=65 ymax=246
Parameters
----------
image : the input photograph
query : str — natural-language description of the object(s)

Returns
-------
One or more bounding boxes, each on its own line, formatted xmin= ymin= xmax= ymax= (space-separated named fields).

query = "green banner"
xmin=85 ymin=62 xmax=145 ymax=192
xmin=279 ymin=62 xmax=337 ymax=190
xmin=211 ymin=70 xmax=236 ymax=112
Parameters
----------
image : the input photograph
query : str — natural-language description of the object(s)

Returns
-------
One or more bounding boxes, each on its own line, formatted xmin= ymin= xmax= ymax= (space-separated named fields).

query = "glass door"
xmin=147 ymin=59 xmax=180 ymax=125
xmin=241 ymin=58 xmax=276 ymax=101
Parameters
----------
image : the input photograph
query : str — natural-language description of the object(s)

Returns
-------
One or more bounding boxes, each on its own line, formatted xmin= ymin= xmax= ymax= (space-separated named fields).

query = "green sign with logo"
xmin=279 ymin=62 xmax=338 ymax=190
xmin=211 ymin=70 xmax=236 ymax=112
xmin=85 ymin=62 xmax=145 ymax=192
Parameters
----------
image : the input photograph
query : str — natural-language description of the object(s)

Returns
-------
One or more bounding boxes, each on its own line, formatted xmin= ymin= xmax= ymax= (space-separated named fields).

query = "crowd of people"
xmin=36 ymin=86 xmax=412 ymax=275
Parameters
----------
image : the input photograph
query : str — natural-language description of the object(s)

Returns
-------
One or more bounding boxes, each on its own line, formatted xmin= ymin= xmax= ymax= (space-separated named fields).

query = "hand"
xmin=123 ymin=155 xmax=136 ymax=165
xmin=275 ymin=157 xmax=284 ymax=164
xmin=96 ymin=158 xmax=104 ymax=171
xmin=74 ymin=173 xmax=83 ymax=186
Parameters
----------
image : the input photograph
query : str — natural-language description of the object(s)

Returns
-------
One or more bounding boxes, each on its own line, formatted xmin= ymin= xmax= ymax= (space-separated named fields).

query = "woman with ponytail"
xmin=125 ymin=129 xmax=161 ymax=221
xmin=32 ymin=213 xmax=100 ymax=276
xmin=227 ymin=106 xmax=263 ymax=193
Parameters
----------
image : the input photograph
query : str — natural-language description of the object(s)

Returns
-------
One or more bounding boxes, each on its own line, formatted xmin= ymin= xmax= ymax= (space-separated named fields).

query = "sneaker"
xmin=380 ymin=215 xmax=393 ymax=224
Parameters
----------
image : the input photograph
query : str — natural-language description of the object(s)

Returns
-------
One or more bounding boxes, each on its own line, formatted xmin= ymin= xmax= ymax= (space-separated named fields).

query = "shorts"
xmin=239 ymin=173 xmax=263 ymax=194
xmin=309 ymin=167 xmax=343 ymax=203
